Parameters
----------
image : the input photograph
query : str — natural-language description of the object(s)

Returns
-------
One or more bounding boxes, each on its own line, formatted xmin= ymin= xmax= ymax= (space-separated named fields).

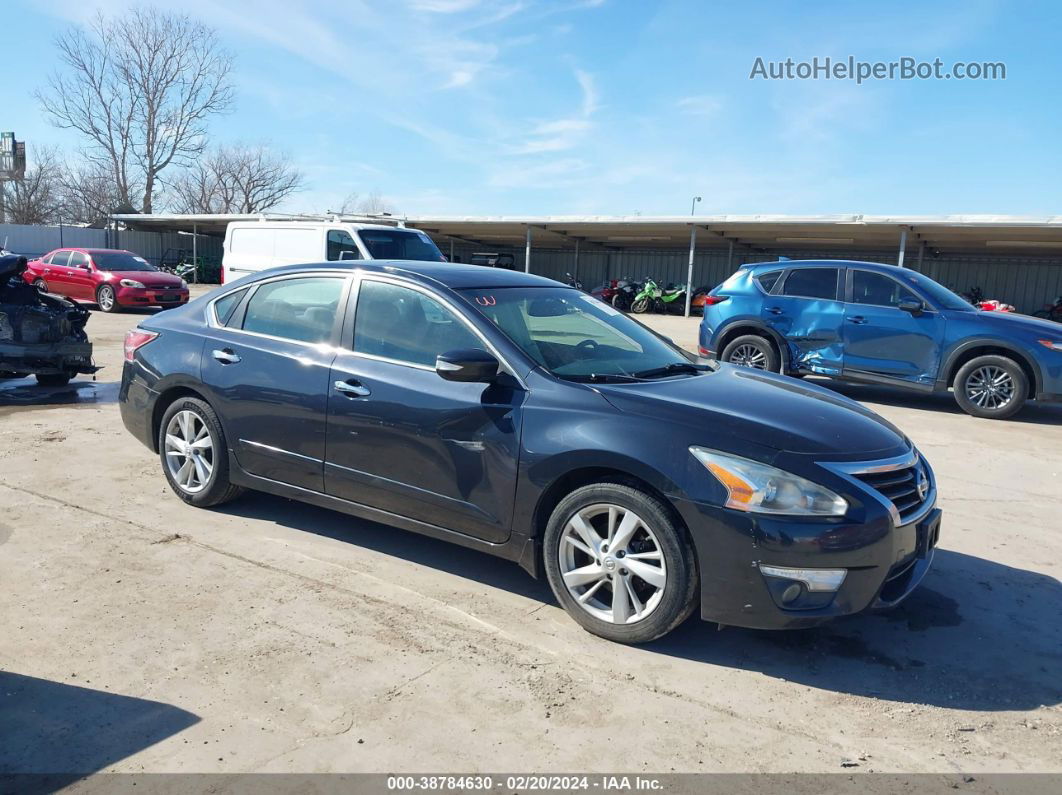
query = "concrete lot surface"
xmin=2 ymin=285 xmax=1060 ymax=775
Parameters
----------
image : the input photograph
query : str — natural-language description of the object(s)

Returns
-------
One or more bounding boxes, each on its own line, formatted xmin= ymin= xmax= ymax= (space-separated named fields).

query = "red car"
xmin=23 ymin=248 xmax=189 ymax=312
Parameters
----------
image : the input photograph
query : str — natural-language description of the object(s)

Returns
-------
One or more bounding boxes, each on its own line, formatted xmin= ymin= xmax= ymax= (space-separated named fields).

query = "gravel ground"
xmin=1 ymin=286 xmax=1060 ymax=775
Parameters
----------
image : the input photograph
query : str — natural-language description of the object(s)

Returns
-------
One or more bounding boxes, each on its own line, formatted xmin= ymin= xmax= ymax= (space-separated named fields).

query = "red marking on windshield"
xmin=476 ymin=295 xmax=496 ymax=306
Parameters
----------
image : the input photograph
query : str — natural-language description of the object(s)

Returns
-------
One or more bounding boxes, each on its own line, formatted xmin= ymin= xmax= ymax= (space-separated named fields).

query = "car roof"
xmin=258 ymin=260 xmax=563 ymax=290
xmin=746 ymin=259 xmax=900 ymax=272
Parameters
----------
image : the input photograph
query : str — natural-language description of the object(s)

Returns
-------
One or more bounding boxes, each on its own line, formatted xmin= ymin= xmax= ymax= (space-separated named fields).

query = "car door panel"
xmin=66 ymin=252 xmax=95 ymax=299
xmin=762 ymin=268 xmax=845 ymax=375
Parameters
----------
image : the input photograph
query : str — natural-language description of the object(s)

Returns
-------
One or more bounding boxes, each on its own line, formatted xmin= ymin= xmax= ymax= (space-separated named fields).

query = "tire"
xmin=1032 ymin=310 xmax=1051 ymax=319
xmin=720 ymin=334 xmax=780 ymax=373
xmin=96 ymin=285 xmax=120 ymax=313
xmin=35 ymin=372 xmax=72 ymax=387
xmin=33 ymin=278 xmax=48 ymax=292
xmin=158 ymin=397 xmax=244 ymax=507
xmin=953 ymin=355 xmax=1028 ymax=419
xmin=630 ymin=297 xmax=651 ymax=314
xmin=611 ymin=293 xmax=630 ymax=311
xmin=543 ymin=482 xmax=698 ymax=644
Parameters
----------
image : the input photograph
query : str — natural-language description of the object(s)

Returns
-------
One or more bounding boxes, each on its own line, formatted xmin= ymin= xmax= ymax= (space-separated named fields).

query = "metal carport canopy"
xmin=112 ymin=213 xmax=1062 ymax=256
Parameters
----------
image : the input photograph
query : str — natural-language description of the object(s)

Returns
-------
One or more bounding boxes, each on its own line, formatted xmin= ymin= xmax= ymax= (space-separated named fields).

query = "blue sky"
xmin=8 ymin=0 xmax=1062 ymax=215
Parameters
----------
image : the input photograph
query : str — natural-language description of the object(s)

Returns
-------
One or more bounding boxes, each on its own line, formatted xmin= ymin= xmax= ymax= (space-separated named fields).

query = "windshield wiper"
xmin=566 ymin=373 xmax=643 ymax=383
xmin=631 ymin=361 xmax=706 ymax=379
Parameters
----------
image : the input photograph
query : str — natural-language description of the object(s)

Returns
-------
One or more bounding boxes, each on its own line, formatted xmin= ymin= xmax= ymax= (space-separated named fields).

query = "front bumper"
xmin=672 ymin=495 xmax=941 ymax=630
xmin=0 ymin=339 xmax=98 ymax=376
xmin=115 ymin=286 xmax=190 ymax=308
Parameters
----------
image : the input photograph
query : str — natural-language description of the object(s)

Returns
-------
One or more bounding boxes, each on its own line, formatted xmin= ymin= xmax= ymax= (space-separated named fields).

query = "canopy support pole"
xmin=684 ymin=225 xmax=697 ymax=317
xmin=524 ymin=226 xmax=531 ymax=273
xmin=897 ymin=227 xmax=908 ymax=268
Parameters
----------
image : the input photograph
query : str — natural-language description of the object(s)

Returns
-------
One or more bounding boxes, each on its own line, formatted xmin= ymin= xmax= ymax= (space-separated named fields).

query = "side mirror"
xmin=338 ymin=250 xmax=359 ymax=261
xmin=436 ymin=348 xmax=499 ymax=383
xmin=898 ymin=299 xmax=924 ymax=316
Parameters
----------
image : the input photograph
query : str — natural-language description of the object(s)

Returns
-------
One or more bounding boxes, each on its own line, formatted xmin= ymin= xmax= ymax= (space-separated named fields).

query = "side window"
xmin=755 ymin=270 xmax=783 ymax=293
xmin=213 ymin=288 xmax=248 ymax=326
xmin=327 ymin=230 xmax=361 ymax=261
xmin=782 ymin=268 xmax=839 ymax=300
xmin=851 ymin=270 xmax=920 ymax=308
xmin=68 ymin=251 xmax=89 ymax=269
xmin=50 ymin=251 xmax=71 ymax=267
xmin=354 ymin=280 xmax=480 ymax=367
xmin=241 ymin=277 xmax=344 ymax=343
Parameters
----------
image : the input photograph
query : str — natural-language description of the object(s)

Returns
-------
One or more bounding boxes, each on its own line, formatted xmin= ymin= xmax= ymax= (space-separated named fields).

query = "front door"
xmin=66 ymin=251 xmax=96 ymax=300
xmin=199 ymin=273 xmax=349 ymax=491
xmin=324 ymin=277 xmax=524 ymax=543
xmin=762 ymin=266 xmax=846 ymax=375
xmin=842 ymin=268 xmax=946 ymax=386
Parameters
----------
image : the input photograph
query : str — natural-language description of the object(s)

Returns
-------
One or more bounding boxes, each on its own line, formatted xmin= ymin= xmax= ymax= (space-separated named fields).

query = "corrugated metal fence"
xmin=0 ymin=223 xmax=224 ymax=270
xmin=445 ymin=242 xmax=1062 ymax=314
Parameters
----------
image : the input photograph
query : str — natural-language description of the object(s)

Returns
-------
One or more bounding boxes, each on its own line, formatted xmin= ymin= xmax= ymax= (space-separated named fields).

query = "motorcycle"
xmin=977 ymin=299 xmax=1015 ymax=313
xmin=630 ymin=278 xmax=686 ymax=314
xmin=591 ymin=277 xmax=635 ymax=308
xmin=689 ymin=285 xmax=715 ymax=315
xmin=563 ymin=272 xmax=584 ymax=291
xmin=1033 ymin=296 xmax=1062 ymax=322
xmin=611 ymin=278 xmax=639 ymax=311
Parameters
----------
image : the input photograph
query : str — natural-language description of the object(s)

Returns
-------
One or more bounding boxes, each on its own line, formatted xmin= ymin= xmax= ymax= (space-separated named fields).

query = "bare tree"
xmin=1 ymin=147 xmax=62 ymax=225
xmin=337 ymin=189 xmax=395 ymax=215
xmin=168 ymin=144 xmax=304 ymax=213
xmin=37 ymin=7 xmax=234 ymax=213
xmin=57 ymin=161 xmax=128 ymax=225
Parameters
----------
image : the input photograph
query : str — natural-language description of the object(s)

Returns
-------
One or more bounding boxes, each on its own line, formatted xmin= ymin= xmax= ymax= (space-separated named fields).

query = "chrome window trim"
xmin=818 ymin=449 xmax=937 ymax=526
xmin=349 ymin=273 xmax=528 ymax=389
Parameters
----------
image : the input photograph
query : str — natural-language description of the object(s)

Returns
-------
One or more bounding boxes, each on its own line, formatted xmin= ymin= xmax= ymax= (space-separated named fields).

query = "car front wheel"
xmin=543 ymin=482 xmax=698 ymax=644
xmin=953 ymin=355 xmax=1028 ymax=419
xmin=96 ymin=285 xmax=120 ymax=312
xmin=158 ymin=397 xmax=244 ymax=507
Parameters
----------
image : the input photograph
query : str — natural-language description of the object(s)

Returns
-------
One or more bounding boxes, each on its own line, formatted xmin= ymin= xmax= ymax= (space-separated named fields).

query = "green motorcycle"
xmin=630 ymin=277 xmax=687 ymax=314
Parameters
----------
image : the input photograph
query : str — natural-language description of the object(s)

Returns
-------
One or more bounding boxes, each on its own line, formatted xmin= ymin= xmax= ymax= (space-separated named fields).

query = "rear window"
xmin=754 ymin=269 xmax=783 ymax=293
xmin=782 ymin=268 xmax=839 ymax=300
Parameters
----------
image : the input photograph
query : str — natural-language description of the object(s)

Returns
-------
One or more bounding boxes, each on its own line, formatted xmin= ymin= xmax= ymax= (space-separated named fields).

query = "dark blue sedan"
xmin=120 ymin=260 xmax=940 ymax=643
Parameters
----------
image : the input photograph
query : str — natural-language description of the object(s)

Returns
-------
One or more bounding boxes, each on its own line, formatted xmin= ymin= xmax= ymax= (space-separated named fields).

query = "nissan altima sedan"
xmin=119 ymin=261 xmax=941 ymax=644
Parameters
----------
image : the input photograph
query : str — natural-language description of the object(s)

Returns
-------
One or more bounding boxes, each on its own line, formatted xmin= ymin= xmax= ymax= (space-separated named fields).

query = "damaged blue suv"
xmin=701 ymin=260 xmax=1062 ymax=419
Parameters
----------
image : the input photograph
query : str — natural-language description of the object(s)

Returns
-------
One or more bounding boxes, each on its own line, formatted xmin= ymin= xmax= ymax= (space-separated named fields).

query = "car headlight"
xmin=120 ymin=278 xmax=145 ymax=288
xmin=1038 ymin=339 xmax=1062 ymax=352
xmin=690 ymin=447 xmax=848 ymax=516
xmin=179 ymin=279 xmax=188 ymax=289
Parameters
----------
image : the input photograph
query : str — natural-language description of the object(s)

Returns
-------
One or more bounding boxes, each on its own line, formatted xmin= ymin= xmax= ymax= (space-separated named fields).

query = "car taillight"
xmin=701 ymin=295 xmax=729 ymax=306
xmin=124 ymin=329 xmax=159 ymax=362
xmin=220 ymin=264 xmax=226 ymax=284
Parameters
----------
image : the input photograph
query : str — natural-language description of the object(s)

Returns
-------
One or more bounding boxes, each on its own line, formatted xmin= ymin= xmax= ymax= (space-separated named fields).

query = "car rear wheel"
xmin=96 ymin=285 xmax=119 ymax=313
xmin=543 ymin=482 xmax=698 ymax=644
xmin=953 ymin=355 xmax=1028 ymax=419
xmin=721 ymin=334 xmax=780 ymax=373
xmin=158 ymin=397 xmax=244 ymax=507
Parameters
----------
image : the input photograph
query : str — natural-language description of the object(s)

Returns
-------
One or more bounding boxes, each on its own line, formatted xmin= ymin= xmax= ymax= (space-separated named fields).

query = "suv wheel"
xmin=543 ymin=482 xmax=698 ymax=644
xmin=158 ymin=397 xmax=244 ymax=507
xmin=953 ymin=355 xmax=1028 ymax=419
xmin=721 ymin=334 xmax=780 ymax=372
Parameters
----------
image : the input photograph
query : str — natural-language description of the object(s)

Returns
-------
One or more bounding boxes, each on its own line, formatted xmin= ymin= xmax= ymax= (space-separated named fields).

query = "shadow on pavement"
xmin=219 ymin=495 xmax=1061 ymax=711
xmin=0 ymin=377 xmax=119 ymax=411
xmin=0 ymin=671 xmax=199 ymax=784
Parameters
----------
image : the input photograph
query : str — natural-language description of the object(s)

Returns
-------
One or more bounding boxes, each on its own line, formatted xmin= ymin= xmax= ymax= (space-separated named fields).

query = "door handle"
xmin=846 ymin=316 xmax=868 ymax=324
xmin=767 ymin=306 xmax=784 ymax=315
xmin=334 ymin=379 xmax=370 ymax=397
xmin=212 ymin=348 xmax=241 ymax=364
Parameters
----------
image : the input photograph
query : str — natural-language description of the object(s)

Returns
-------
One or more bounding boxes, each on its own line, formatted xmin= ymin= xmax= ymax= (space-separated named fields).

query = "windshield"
xmin=91 ymin=251 xmax=157 ymax=272
xmin=897 ymin=270 xmax=973 ymax=311
xmin=357 ymin=230 xmax=445 ymax=262
xmin=460 ymin=286 xmax=698 ymax=380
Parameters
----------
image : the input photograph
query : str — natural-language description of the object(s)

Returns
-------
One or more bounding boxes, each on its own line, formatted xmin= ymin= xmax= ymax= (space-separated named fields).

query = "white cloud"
xmin=514 ymin=69 xmax=599 ymax=154
xmin=410 ymin=0 xmax=482 ymax=12
xmin=676 ymin=94 xmax=724 ymax=117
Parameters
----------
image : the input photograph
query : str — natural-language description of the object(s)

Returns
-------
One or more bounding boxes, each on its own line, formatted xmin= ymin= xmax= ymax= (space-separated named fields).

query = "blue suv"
xmin=700 ymin=259 xmax=1062 ymax=419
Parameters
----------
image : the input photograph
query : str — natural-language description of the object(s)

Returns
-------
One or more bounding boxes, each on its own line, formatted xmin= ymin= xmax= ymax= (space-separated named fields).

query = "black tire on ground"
xmin=33 ymin=279 xmax=48 ymax=292
xmin=720 ymin=334 xmax=781 ymax=373
xmin=543 ymin=481 xmax=698 ymax=644
xmin=35 ymin=372 xmax=73 ymax=387
xmin=953 ymin=355 xmax=1028 ymax=419
xmin=96 ymin=285 xmax=120 ymax=313
xmin=157 ymin=396 xmax=245 ymax=507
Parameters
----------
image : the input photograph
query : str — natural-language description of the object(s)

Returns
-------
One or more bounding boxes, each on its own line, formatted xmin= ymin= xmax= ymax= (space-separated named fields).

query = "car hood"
xmin=105 ymin=270 xmax=185 ymax=287
xmin=967 ymin=308 xmax=1062 ymax=336
xmin=594 ymin=365 xmax=908 ymax=458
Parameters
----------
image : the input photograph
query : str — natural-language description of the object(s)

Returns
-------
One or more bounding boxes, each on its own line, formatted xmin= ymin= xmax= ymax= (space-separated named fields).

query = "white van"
xmin=221 ymin=220 xmax=446 ymax=282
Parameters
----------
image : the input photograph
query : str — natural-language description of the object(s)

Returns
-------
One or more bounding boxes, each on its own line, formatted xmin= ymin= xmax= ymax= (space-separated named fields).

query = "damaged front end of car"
xmin=0 ymin=254 xmax=99 ymax=382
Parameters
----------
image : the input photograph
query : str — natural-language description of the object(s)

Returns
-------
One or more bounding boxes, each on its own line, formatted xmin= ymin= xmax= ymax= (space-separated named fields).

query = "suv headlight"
xmin=120 ymin=278 xmax=145 ymax=288
xmin=690 ymin=447 xmax=848 ymax=517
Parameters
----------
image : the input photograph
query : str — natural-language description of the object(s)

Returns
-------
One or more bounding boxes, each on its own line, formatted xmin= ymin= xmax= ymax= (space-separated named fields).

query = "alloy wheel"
xmin=965 ymin=365 xmax=1015 ymax=410
xmin=98 ymin=287 xmax=115 ymax=311
xmin=728 ymin=343 xmax=768 ymax=369
xmin=164 ymin=410 xmax=215 ymax=494
xmin=558 ymin=503 xmax=667 ymax=625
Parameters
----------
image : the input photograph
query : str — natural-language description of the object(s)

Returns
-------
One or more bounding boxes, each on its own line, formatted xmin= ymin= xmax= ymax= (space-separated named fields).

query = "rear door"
xmin=762 ymin=266 xmax=845 ymax=375
xmin=42 ymin=250 xmax=76 ymax=297
xmin=199 ymin=273 xmax=350 ymax=491
xmin=842 ymin=268 xmax=946 ymax=385
xmin=323 ymin=276 xmax=525 ymax=543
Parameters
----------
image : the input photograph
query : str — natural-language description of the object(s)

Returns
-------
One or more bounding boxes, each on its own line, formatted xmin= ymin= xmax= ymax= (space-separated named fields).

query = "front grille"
xmin=854 ymin=460 xmax=929 ymax=524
